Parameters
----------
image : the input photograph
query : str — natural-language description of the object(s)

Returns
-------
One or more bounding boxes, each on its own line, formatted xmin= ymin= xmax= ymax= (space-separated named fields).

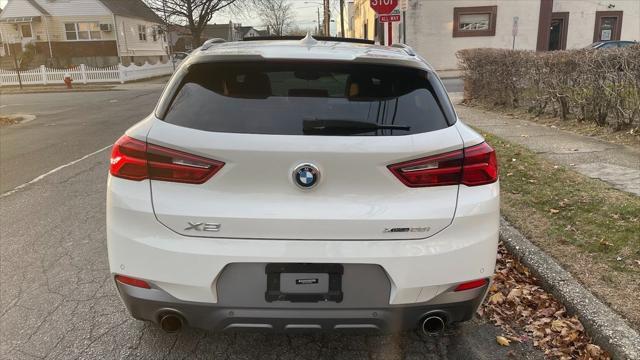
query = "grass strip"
xmin=482 ymin=132 xmax=639 ymax=273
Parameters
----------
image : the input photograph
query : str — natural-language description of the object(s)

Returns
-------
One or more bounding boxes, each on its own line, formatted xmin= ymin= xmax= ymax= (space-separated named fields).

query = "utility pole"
xmin=339 ymin=0 xmax=345 ymax=37
xmin=317 ymin=7 xmax=321 ymax=35
xmin=162 ymin=0 xmax=175 ymax=71
xmin=323 ymin=0 xmax=330 ymax=36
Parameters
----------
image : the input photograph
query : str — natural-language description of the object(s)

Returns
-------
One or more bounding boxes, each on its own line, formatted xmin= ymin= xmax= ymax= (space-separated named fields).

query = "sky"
xmin=0 ymin=0 xmax=341 ymax=35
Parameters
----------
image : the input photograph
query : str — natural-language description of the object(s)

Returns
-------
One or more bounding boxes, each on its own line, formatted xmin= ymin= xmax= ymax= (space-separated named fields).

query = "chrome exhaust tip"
xmin=420 ymin=314 xmax=446 ymax=336
xmin=159 ymin=313 xmax=184 ymax=333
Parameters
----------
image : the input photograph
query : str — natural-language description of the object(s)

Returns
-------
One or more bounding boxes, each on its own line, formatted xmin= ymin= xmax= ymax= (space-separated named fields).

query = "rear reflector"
xmin=388 ymin=142 xmax=497 ymax=187
xmin=110 ymin=135 xmax=224 ymax=184
xmin=454 ymin=278 xmax=488 ymax=292
xmin=115 ymin=275 xmax=151 ymax=289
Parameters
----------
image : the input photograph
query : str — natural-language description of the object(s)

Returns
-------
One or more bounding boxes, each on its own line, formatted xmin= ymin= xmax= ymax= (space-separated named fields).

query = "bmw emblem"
xmin=293 ymin=163 xmax=320 ymax=189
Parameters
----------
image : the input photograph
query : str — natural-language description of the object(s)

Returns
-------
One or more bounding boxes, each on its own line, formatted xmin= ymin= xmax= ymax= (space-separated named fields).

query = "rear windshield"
xmin=161 ymin=61 xmax=451 ymax=136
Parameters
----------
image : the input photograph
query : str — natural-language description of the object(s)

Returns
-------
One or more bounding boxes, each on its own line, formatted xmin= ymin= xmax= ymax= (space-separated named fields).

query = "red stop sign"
xmin=370 ymin=0 xmax=398 ymax=14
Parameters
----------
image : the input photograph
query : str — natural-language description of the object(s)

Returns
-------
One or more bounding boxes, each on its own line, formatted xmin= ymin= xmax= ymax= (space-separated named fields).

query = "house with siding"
xmin=201 ymin=22 xmax=262 ymax=42
xmin=0 ymin=0 xmax=167 ymax=67
xmin=348 ymin=0 xmax=640 ymax=75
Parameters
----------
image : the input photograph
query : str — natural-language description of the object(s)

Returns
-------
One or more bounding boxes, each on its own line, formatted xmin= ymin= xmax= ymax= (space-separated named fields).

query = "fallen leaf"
xmin=586 ymin=344 xmax=603 ymax=357
xmin=507 ymin=288 xmax=522 ymax=301
xmin=549 ymin=208 xmax=560 ymax=214
xmin=599 ymin=239 xmax=613 ymax=247
xmin=490 ymin=292 xmax=506 ymax=304
xmin=497 ymin=336 xmax=511 ymax=346
xmin=551 ymin=320 xmax=566 ymax=332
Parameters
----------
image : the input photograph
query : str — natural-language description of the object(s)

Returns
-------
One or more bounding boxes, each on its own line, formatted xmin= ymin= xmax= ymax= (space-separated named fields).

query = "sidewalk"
xmin=450 ymin=94 xmax=640 ymax=196
xmin=0 ymin=75 xmax=170 ymax=95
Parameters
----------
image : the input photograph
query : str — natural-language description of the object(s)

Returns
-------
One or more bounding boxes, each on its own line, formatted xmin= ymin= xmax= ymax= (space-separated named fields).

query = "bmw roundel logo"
xmin=293 ymin=163 xmax=320 ymax=189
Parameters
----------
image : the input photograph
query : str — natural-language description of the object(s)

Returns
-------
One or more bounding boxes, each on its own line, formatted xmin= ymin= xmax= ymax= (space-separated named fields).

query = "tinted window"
xmin=162 ymin=62 xmax=450 ymax=136
xmin=599 ymin=42 xmax=617 ymax=49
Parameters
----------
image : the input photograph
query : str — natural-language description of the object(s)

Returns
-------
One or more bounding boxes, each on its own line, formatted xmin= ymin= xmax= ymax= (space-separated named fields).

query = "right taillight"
xmin=461 ymin=142 xmax=498 ymax=186
xmin=109 ymin=135 xmax=224 ymax=184
xmin=388 ymin=142 xmax=498 ymax=187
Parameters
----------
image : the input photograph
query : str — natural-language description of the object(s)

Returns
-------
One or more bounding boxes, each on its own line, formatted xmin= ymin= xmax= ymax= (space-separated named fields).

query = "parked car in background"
xmin=586 ymin=40 xmax=638 ymax=49
xmin=170 ymin=52 xmax=190 ymax=65
xmin=171 ymin=52 xmax=190 ymax=61
xmin=107 ymin=35 xmax=500 ymax=336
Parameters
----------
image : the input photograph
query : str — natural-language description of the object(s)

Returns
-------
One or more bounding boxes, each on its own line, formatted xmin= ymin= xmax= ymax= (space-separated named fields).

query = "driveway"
xmin=0 ymin=81 xmax=543 ymax=359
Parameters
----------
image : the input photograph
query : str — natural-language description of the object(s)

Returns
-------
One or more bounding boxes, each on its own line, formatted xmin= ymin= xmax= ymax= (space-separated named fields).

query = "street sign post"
xmin=370 ymin=0 xmax=398 ymax=15
xmin=399 ymin=0 xmax=408 ymax=11
xmin=512 ymin=16 xmax=519 ymax=49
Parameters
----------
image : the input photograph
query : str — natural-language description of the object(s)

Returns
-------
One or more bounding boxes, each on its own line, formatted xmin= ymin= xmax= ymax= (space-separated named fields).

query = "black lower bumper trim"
xmin=116 ymin=281 xmax=487 ymax=333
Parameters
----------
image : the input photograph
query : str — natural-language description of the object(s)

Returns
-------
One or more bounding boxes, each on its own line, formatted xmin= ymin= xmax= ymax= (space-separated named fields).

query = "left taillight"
xmin=109 ymin=135 xmax=224 ymax=184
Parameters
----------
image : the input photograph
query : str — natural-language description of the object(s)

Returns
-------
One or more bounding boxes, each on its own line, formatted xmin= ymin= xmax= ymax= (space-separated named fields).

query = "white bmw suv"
xmin=107 ymin=36 xmax=499 ymax=335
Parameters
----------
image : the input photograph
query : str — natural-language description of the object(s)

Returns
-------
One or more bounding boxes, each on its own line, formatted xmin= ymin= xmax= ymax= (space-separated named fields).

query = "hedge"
xmin=456 ymin=46 xmax=640 ymax=130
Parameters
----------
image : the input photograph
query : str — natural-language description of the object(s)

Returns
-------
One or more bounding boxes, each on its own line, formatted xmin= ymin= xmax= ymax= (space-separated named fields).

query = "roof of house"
xmin=98 ymin=0 xmax=162 ymax=23
xmin=238 ymin=26 xmax=256 ymax=37
xmin=26 ymin=0 xmax=50 ymax=15
xmin=202 ymin=23 xmax=238 ymax=41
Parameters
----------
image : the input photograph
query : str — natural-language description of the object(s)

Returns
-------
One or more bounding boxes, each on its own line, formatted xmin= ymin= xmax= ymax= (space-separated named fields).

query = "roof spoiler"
xmin=391 ymin=43 xmax=416 ymax=56
xmin=243 ymin=35 xmax=374 ymax=45
xmin=200 ymin=38 xmax=226 ymax=50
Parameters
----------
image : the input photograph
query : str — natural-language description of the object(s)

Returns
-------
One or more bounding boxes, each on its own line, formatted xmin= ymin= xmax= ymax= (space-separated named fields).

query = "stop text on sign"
xmin=370 ymin=0 xmax=398 ymax=15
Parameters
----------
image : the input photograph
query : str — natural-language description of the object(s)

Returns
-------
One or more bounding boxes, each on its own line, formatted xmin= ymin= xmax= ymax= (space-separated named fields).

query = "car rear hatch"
xmin=147 ymin=60 xmax=463 ymax=240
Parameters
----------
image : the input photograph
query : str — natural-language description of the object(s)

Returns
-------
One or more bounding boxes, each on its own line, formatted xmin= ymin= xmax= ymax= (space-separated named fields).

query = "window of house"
xmin=152 ymin=28 xmax=157 ymax=42
xmin=64 ymin=22 xmax=101 ymax=40
xmin=138 ymin=25 xmax=147 ymax=41
xmin=453 ymin=6 xmax=497 ymax=37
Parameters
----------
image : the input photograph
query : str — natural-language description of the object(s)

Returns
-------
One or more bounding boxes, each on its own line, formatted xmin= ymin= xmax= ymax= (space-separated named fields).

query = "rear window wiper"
xmin=303 ymin=119 xmax=410 ymax=134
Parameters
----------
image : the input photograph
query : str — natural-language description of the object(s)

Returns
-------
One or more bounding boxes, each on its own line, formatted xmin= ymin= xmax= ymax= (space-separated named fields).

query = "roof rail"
xmin=243 ymin=35 xmax=375 ymax=45
xmin=391 ymin=43 xmax=415 ymax=56
xmin=200 ymin=38 xmax=226 ymax=50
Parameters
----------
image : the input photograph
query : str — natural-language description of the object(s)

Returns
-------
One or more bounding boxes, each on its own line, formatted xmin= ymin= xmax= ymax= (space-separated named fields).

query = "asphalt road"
xmin=0 ymin=78 xmax=542 ymax=359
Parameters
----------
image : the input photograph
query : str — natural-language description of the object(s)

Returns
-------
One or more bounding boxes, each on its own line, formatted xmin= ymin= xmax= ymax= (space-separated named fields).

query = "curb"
xmin=500 ymin=218 xmax=640 ymax=360
xmin=0 ymin=87 xmax=119 ymax=95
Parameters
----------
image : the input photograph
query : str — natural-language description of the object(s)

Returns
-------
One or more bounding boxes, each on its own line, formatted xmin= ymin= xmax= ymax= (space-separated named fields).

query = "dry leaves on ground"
xmin=478 ymin=243 xmax=610 ymax=359
xmin=0 ymin=116 xmax=20 ymax=127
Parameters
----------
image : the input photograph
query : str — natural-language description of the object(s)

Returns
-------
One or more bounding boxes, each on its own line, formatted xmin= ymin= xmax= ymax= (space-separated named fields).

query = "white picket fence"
xmin=0 ymin=62 xmax=174 ymax=86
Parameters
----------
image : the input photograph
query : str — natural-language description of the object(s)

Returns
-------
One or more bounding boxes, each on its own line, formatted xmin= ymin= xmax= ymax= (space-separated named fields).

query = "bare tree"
xmin=285 ymin=25 xmax=312 ymax=36
xmin=254 ymin=0 xmax=293 ymax=36
xmin=144 ymin=0 xmax=241 ymax=46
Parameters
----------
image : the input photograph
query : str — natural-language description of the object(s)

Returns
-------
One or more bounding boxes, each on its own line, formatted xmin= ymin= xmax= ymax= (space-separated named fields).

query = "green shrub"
xmin=457 ymin=46 xmax=640 ymax=130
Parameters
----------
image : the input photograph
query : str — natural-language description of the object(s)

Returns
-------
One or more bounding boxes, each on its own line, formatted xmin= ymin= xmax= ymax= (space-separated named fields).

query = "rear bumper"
xmin=107 ymin=177 xmax=500 ymax=306
xmin=116 ymin=280 xmax=488 ymax=332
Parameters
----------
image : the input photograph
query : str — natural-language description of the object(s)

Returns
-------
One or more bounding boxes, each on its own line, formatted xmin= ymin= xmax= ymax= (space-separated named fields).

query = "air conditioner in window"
xmin=100 ymin=24 xmax=113 ymax=32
